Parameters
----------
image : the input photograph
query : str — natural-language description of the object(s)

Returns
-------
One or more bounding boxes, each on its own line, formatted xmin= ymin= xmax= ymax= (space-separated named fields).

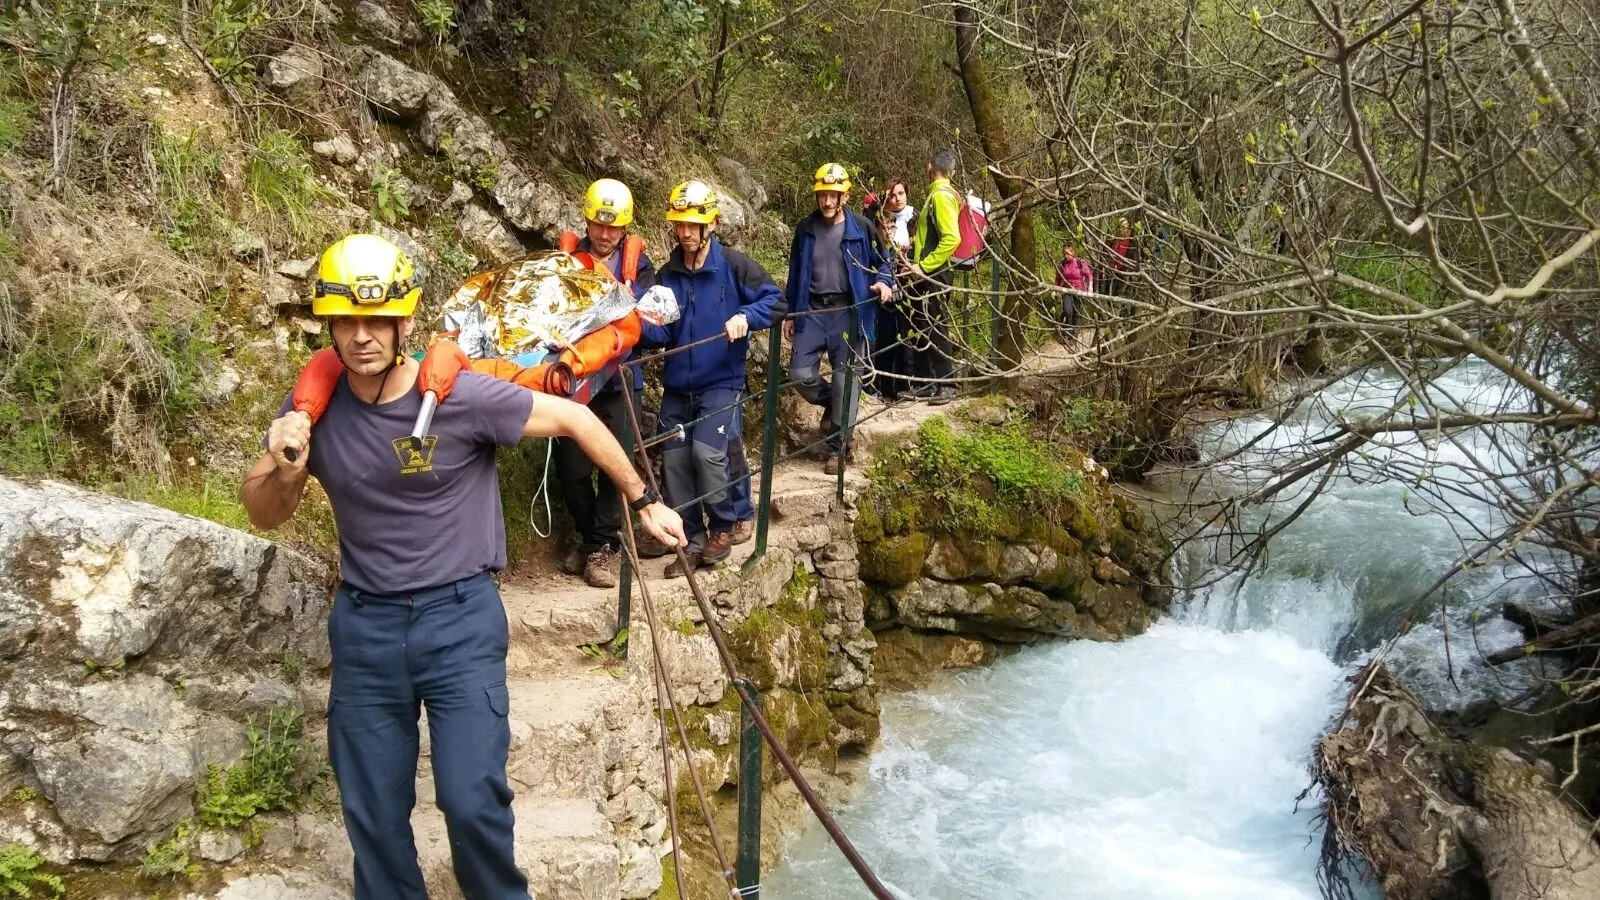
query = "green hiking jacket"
xmin=913 ymin=177 xmax=962 ymax=274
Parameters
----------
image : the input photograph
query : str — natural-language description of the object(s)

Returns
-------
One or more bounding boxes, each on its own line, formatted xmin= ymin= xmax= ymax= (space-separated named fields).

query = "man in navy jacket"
xmin=641 ymin=180 xmax=782 ymax=575
xmin=784 ymin=163 xmax=893 ymax=473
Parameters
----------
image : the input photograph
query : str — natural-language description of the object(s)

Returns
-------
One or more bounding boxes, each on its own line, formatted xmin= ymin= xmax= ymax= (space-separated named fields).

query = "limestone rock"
xmin=353 ymin=0 xmax=423 ymax=47
xmin=202 ymin=873 xmax=348 ymax=899
xmin=444 ymin=180 xmax=475 ymax=209
xmin=715 ymin=156 xmax=767 ymax=212
xmin=262 ymin=45 xmax=324 ymax=100
xmin=618 ymin=841 xmax=663 ymax=899
xmin=311 ymin=134 xmax=359 ymax=166
xmin=655 ymin=631 xmax=726 ymax=705
xmin=357 ymin=51 xmax=435 ymax=120
xmin=275 ymin=257 xmax=317 ymax=279
xmin=457 ymin=203 xmax=526 ymax=264
xmin=891 ymin=577 xmax=1077 ymax=643
xmin=197 ymin=828 xmax=246 ymax=862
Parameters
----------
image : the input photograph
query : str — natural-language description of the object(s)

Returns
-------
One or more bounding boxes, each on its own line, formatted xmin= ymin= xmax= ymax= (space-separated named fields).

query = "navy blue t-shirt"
xmin=276 ymin=372 xmax=535 ymax=593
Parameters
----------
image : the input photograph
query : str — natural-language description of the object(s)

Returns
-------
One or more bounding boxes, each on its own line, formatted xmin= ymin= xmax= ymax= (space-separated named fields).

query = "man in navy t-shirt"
xmin=241 ymin=234 xmax=684 ymax=900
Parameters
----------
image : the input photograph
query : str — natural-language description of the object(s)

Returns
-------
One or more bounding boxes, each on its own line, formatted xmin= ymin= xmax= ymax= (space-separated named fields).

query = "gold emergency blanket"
xmin=439 ymin=251 xmax=635 ymax=359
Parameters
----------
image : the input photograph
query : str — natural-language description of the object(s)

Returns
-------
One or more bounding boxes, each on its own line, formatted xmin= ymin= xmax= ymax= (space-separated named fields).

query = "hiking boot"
xmin=664 ymin=549 xmax=703 ymax=578
xmin=824 ymin=455 xmax=841 ymax=475
xmin=583 ymin=545 xmax=620 ymax=589
xmin=634 ymin=533 xmax=671 ymax=559
xmin=731 ymin=518 xmax=755 ymax=545
xmin=702 ymin=530 xmax=733 ymax=565
xmin=561 ymin=547 xmax=585 ymax=576
xmin=927 ymin=386 xmax=958 ymax=406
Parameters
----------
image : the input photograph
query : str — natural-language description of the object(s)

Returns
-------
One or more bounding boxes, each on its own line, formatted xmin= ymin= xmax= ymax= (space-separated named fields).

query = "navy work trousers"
xmin=791 ymin=305 xmax=864 ymax=453
xmin=327 ymin=571 xmax=529 ymax=900
xmin=553 ymin=389 xmax=642 ymax=553
xmin=659 ymin=387 xmax=741 ymax=548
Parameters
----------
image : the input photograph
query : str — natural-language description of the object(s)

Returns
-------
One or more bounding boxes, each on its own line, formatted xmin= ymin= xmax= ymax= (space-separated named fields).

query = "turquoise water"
xmin=766 ymin=362 xmax=1545 ymax=899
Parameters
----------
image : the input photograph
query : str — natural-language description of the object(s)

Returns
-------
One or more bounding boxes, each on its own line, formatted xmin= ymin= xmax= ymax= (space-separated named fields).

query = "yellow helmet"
xmin=665 ymin=180 xmax=720 ymax=225
xmin=583 ymin=178 xmax=634 ymax=227
xmin=813 ymin=162 xmax=851 ymax=194
xmin=311 ymin=234 xmax=421 ymax=317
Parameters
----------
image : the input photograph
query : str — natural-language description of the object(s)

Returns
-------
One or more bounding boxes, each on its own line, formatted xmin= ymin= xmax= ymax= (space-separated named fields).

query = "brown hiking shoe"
xmin=583 ymin=545 xmax=620 ymax=589
xmin=702 ymin=530 xmax=733 ymax=564
xmin=823 ymin=455 xmax=841 ymax=475
xmin=731 ymin=518 xmax=755 ymax=545
xmin=664 ymin=549 xmax=703 ymax=578
xmin=634 ymin=533 xmax=671 ymax=559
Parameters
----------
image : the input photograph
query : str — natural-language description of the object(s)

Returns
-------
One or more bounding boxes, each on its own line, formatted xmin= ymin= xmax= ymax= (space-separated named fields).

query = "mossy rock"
xmin=859 ymin=532 xmax=928 ymax=586
xmin=853 ymin=499 xmax=885 ymax=544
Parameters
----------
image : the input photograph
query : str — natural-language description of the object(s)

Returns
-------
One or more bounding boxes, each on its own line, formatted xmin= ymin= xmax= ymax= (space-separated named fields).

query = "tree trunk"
xmin=953 ymin=3 xmax=1033 ymax=369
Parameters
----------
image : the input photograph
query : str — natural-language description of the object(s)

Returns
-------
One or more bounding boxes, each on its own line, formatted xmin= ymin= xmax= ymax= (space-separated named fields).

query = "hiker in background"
xmin=1106 ymin=217 xmax=1136 ymax=297
xmin=903 ymin=149 xmax=961 ymax=405
xmin=785 ymin=163 xmax=894 ymax=474
xmin=864 ymin=178 xmax=915 ymax=401
xmin=642 ymin=180 xmax=781 ymax=576
xmin=1054 ymin=240 xmax=1093 ymax=341
xmin=553 ymin=178 xmax=658 ymax=587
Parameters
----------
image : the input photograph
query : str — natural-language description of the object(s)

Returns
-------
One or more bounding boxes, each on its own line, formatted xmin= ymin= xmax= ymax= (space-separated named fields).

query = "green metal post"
xmin=735 ymin=677 xmax=763 ymax=896
xmin=750 ymin=324 xmax=782 ymax=563
xmin=988 ymin=252 xmax=1003 ymax=363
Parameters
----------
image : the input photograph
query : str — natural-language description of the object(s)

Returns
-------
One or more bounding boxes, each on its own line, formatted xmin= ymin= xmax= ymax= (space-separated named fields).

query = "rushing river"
xmin=765 ymin=362 xmax=1551 ymax=899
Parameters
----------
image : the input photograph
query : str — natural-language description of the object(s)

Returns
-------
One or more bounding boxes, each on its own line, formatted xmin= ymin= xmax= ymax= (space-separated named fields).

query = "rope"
xmin=617 ymin=376 xmax=900 ymax=900
xmin=527 ymin=438 xmax=555 ymax=538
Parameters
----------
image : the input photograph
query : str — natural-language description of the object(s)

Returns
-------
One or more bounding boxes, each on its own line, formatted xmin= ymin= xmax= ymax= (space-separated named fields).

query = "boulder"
xmin=353 ymin=0 xmax=423 ymax=47
xmin=357 ymin=51 xmax=435 ymax=121
xmin=0 ymin=477 xmax=331 ymax=859
xmin=715 ymin=156 xmax=767 ymax=212
xmin=457 ymin=202 xmax=526 ymax=264
xmin=261 ymin=45 xmax=324 ymax=100
xmin=311 ymin=134 xmax=358 ymax=166
xmin=890 ymin=577 xmax=1077 ymax=643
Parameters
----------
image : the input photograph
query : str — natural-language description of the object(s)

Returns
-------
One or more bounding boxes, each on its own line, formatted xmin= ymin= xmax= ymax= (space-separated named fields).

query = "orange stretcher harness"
xmin=286 ymin=250 xmax=646 ymax=428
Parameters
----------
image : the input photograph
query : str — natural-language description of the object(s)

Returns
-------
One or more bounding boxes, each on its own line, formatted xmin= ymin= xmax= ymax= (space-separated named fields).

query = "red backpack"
xmin=950 ymin=190 xmax=989 ymax=270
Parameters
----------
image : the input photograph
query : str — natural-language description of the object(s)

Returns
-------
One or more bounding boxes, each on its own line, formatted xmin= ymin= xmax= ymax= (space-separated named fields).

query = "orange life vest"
xmin=558 ymin=231 xmax=645 ymax=286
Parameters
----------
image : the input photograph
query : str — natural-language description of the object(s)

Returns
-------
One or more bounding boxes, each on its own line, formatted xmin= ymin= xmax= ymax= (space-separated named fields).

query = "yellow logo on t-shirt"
xmin=392 ymin=435 xmax=438 ymax=474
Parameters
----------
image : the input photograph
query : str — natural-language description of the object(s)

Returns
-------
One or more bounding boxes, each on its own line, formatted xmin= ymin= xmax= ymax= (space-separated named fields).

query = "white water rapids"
xmin=765 ymin=362 xmax=1554 ymax=899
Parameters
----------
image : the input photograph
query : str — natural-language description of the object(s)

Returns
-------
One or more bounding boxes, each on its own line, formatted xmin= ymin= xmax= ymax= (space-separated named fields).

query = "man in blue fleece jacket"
xmin=640 ymin=180 xmax=782 ymax=576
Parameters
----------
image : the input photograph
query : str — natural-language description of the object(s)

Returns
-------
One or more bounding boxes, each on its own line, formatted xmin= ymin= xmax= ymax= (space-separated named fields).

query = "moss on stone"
xmin=859 ymin=531 xmax=928 ymax=586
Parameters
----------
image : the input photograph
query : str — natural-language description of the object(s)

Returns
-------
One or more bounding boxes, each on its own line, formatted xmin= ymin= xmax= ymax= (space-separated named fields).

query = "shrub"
xmin=196 ymin=707 xmax=304 ymax=828
xmin=0 ymin=844 xmax=63 ymax=899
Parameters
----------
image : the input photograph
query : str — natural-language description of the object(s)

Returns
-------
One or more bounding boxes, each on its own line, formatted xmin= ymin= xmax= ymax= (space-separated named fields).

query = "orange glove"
xmin=290 ymin=348 xmax=344 ymax=425
xmin=418 ymin=339 xmax=472 ymax=401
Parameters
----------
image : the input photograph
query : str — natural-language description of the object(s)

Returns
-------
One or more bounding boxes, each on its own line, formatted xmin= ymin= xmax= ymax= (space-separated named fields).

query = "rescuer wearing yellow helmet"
xmin=638 ymin=180 xmax=782 ymax=575
xmin=783 ymin=163 xmax=894 ymax=474
xmin=240 ymin=233 xmax=683 ymax=900
xmin=552 ymin=179 xmax=664 ymax=587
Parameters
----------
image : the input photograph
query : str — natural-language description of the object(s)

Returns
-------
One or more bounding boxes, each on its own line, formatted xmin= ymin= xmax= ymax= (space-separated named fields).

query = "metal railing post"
xmin=735 ymin=676 xmax=764 ymax=897
xmin=988 ymin=251 xmax=1003 ymax=363
xmin=751 ymin=324 xmax=782 ymax=562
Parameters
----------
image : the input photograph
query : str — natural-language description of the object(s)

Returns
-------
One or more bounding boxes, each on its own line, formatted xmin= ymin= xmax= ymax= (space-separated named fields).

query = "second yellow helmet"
xmin=666 ymin=180 xmax=720 ymax=225
xmin=583 ymin=178 xmax=634 ymax=227
xmin=813 ymin=162 xmax=851 ymax=194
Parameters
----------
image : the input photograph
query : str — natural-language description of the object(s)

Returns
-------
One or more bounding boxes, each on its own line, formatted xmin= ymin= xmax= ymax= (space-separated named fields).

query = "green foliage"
xmin=111 ymin=474 xmax=254 ymax=530
xmin=279 ymin=651 xmax=306 ymax=683
xmin=0 ymin=0 xmax=136 ymax=78
xmin=0 ymin=96 xmax=28 ymax=154
xmin=200 ymin=0 xmax=270 ymax=86
xmin=248 ymin=126 xmax=337 ymax=240
xmin=196 ymin=707 xmax=303 ymax=829
xmin=152 ymin=127 xmax=227 ymax=256
xmin=416 ymin=0 xmax=456 ymax=43
xmin=876 ymin=417 xmax=1086 ymax=533
xmin=369 ymin=164 xmax=411 ymax=225
xmin=140 ymin=821 xmax=198 ymax=881
xmin=0 ymin=844 xmax=63 ymax=899
xmin=1331 ymin=250 xmax=1442 ymax=314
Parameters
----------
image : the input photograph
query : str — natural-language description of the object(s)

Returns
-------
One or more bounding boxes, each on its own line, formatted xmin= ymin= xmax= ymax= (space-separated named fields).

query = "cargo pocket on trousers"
xmin=486 ymin=682 xmax=510 ymax=717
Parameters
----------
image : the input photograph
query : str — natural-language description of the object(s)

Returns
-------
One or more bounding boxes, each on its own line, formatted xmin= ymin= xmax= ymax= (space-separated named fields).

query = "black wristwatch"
xmin=629 ymin=488 xmax=662 ymax=512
